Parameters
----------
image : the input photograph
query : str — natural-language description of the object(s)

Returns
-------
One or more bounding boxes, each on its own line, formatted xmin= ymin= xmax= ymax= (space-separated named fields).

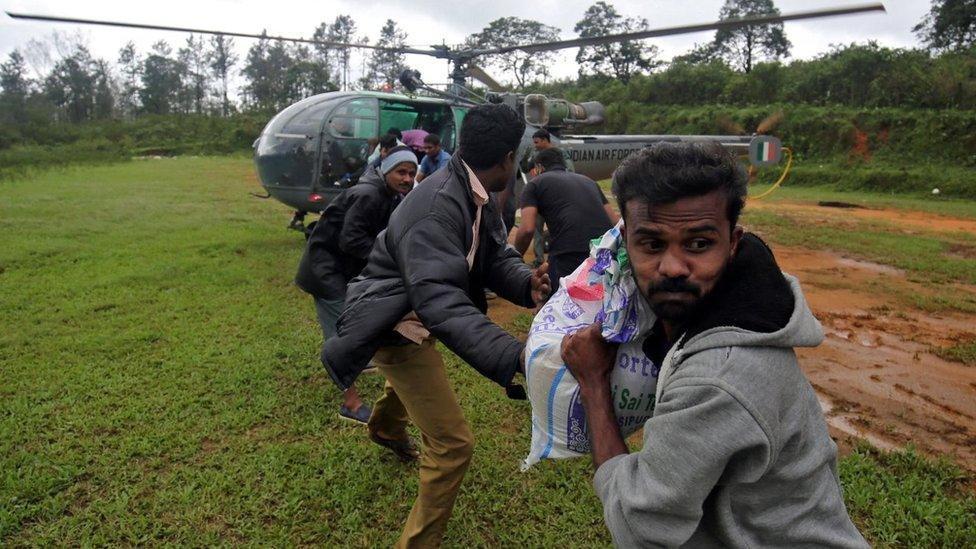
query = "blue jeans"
xmin=314 ymin=293 xmax=346 ymax=342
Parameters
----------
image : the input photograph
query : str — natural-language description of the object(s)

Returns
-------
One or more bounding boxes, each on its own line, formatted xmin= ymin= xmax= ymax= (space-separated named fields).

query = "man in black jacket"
xmin=322 ymin=104 xmax=550 ymax=548
xmin=295 ymin=146 xmax=417 ymax=423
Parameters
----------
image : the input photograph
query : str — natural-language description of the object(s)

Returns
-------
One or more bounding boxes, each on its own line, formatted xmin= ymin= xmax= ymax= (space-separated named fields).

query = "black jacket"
xmin=294 ymin=167 xmax=400 ymax=300
xmin=323 ymin=154 xmax=536 ymax=390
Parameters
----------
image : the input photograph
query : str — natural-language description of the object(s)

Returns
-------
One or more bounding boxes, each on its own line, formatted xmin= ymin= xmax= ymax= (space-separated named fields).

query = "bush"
xmin=0 ymin=113 xmax=270 ymax=179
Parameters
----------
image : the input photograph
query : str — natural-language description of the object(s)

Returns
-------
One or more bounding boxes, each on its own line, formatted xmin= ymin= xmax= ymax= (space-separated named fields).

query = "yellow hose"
xmin=749 ymin=147 xmax=793 ymax=200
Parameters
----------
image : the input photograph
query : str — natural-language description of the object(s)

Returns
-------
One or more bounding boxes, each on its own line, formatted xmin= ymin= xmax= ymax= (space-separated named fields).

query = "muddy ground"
xmin=489 ymin=201 xmax=976 ymax=471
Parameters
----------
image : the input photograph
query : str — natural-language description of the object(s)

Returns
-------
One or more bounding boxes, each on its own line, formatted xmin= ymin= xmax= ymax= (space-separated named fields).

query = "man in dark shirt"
xmin=515 ymin=148 xmax=620 ymax=290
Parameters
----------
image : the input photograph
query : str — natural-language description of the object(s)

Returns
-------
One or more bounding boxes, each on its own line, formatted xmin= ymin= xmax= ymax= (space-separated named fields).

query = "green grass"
xmin=841 ymin=444 xmax=976 ymax=547
xmin=2 ymin=157 xmax=974 ymax=545
xmin=934 ymin=339 xmax=976 ymax=366
xmin=767 ymin=163 xmax=976 ymax=200
xmin=741 ymin=209 xmax=976 ymax=285
xmin=749 ymin=177 xmax=976 ymax=219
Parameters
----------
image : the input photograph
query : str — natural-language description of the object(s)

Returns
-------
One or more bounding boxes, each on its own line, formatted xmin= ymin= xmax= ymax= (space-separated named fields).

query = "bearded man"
xmin=561 ymin=142 xmax=867 ymax=548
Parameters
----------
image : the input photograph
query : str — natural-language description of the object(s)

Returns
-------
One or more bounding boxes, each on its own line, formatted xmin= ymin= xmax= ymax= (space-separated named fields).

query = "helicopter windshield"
xmin=328 ymin=97 xmax=379 ymax=139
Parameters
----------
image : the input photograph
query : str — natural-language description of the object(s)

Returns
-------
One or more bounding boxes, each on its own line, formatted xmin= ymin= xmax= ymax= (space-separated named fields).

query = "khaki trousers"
xmin=368 ymin=339 xmax=474 ymax=549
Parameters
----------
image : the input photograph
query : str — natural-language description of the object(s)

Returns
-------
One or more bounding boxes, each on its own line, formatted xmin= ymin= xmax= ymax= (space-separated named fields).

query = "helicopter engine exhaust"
xmin=524 ymin=94 xmax=605 ymax=129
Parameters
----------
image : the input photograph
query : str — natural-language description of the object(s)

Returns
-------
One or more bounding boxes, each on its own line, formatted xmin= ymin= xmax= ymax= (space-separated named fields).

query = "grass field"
xmin=2 ymin=157 xmax=974 ymax=546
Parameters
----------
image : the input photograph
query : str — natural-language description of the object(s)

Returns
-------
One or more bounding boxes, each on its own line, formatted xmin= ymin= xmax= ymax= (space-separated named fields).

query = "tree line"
xmin=0 ymin=14 xmax=413 ymax=127
xmin=0 ymin=0 xmax=973 ymax=133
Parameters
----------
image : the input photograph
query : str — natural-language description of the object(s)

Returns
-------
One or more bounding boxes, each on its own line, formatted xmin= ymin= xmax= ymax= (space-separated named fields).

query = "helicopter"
xmin=7 ymin=4 xmax=886 ymax=232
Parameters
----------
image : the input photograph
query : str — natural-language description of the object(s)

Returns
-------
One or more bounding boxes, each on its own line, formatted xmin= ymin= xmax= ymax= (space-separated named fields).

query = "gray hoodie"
xmin=593 ymin=234 xmax=868 ymax=548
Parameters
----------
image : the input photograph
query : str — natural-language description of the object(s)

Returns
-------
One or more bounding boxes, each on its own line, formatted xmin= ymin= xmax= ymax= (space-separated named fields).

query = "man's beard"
xmin=645 ymin=277 xmax=702 ymax=324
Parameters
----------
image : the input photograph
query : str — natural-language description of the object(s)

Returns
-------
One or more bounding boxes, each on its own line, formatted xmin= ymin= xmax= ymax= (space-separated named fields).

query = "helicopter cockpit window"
xmin=328 ymin=117 xmax=377 ymax=138
xmin=328 ymin=98 xmax=378 ymax=139
xmin=332 ymin=98 xmax=376 ymax=117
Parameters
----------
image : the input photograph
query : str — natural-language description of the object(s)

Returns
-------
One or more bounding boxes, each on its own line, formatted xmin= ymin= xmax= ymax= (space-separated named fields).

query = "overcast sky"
xmin=0 ymin=1 xmax=929 ymax=90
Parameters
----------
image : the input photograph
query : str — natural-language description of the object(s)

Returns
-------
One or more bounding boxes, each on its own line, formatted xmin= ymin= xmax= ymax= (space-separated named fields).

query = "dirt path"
xmin=750 ymin=200 xmax=976 ymax=234
xmin=490 ymin=204 xmax=976 ymax=470
xmin=775 ymin=246 xmax=976 ymax=469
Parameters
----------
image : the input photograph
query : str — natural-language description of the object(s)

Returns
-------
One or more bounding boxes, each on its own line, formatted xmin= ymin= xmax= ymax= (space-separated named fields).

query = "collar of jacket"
xmin=360 ymin=166 xmax=399 ymax=197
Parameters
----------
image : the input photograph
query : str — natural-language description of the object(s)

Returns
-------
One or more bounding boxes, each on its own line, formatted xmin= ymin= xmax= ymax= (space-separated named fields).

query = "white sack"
xmin=523 ymin=223 xmax=660 ymax=469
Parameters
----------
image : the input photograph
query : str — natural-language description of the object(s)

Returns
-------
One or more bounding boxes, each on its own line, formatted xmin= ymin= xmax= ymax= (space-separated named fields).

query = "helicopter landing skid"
xmin=288 ymin=211 xmax=307 ymax=233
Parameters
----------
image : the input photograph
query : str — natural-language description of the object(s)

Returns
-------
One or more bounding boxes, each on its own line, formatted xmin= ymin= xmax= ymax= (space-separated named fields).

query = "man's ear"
xmin=499 ymin=150 xmax=516 ymax=173
xmin=730 ymin=225 xmax=744 ymax=256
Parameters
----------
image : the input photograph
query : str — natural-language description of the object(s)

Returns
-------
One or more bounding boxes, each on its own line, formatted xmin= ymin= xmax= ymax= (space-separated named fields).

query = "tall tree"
xmin=0 ymin=50 xmax=32 ymax=124
xmin=140 ymin=40 xmax=183 ymax=114
xmin=914 ymin=0 xmax=976 ymax=52
xmin=326 ymin=15 xmax=357 ymax=90
xmin=362 ymin=19 xmax=408 ymax=90
xmin=285 ymin=44 xmax=332 ymax=100
xmin=207 ymin=34 xmax=237 ymax=116
xmin=117 ymin=42 xmax=141 ymax=117
xmin=712 ymin=0 xmax=791 ymax=73
xmin=43 ymin=46 xmax=98 ymax=123
xmin=466 ymin=17 xmax=561 ymax=88
xmin=574 ymin=2 xmax=659 ymax=81
xmin=177 ymin=34 xmax=209 ymax=114
xmin=92 ymin=59 xmax=116 ymax=119
xmin=241 ymin=33 xmax=296 ymax=111
xmin=672 ymin=42 xmax=719 ymax=65
xmin=312 ymin=22 xmax=335 ymax=83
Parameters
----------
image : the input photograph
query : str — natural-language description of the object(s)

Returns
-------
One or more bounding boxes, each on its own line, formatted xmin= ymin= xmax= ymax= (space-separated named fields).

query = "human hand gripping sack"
xmin=561 ymin=320 xmax=628 ymax=467
xmin=561 ymin=321 xmax=618 ymax=390
xmin=530 ymin=262 xmax=551 ymax=305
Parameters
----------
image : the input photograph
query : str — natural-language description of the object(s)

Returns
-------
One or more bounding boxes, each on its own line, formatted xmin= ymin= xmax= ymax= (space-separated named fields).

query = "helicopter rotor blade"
xmin=4 ymin=12 xmax=437 ymax=56
xmin=467 ymin=3 xmax=886 ymax=56
xmin=466 ymin=64 xmax=505 ymax=92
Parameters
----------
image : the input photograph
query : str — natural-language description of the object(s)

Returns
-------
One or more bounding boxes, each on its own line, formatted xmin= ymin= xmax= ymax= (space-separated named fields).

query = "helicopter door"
xmin=318 ymin=97 xmax=379 ymax=189
xmin=450 ymin=107 xmax=468 ymax=152
xmin=378 ymin=100 xmax=458 ymax=154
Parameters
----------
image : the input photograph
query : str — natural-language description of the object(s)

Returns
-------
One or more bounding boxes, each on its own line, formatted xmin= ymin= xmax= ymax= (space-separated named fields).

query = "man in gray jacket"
xmin=561 ymin=142 xmax=867 ymax=547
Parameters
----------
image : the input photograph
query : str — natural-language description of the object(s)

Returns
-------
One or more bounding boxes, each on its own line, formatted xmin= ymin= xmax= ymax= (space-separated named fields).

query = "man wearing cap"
xmin=295 ymin=146 xmax=418 ymax=423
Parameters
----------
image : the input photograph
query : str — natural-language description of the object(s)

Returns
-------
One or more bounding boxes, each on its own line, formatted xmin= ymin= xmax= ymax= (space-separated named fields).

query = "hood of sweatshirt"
xmin=677 ymin=233 xmax=824 ymax=357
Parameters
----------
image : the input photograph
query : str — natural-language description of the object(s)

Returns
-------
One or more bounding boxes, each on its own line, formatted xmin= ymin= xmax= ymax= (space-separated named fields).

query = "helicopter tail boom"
xmin=555 ymin=134 xmax=778 ymax=182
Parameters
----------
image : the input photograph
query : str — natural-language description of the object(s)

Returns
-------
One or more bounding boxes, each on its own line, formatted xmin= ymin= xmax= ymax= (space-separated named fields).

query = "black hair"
xmin=458 ymin=104 xmax=525 ymax=170
xmin=423 ymin=133 xmax=441 ymax=146
xmin=611 ymin=142 xmax=747 ymax=229
xmin=379 ymin=133 xmax=397 ymax=149
xmin=532 ymin=128 xmax=551 ymax=141
xmin=386 ymin=127 xmax=403 ymax=140
xmin=535 ymin=148 xmax=565 ymax=171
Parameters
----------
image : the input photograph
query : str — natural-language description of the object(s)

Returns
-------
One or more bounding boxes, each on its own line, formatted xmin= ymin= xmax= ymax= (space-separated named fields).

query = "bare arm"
xmin=514 ymin=206 xmax=538 ymax=256
xmin=561 ymin=322 xmax=627 ymax=468
xmin=415 ymin=171 xmax=427 ymax=182
xmin=604 ymin=203 xmax=620 ymax=225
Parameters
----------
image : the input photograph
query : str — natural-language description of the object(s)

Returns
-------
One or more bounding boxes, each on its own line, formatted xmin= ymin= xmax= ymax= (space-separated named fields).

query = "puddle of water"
xmin=835 ymin=257 xmax=905 ymax=277
xmin=818 ymin=396 xmax=901 ymax=452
